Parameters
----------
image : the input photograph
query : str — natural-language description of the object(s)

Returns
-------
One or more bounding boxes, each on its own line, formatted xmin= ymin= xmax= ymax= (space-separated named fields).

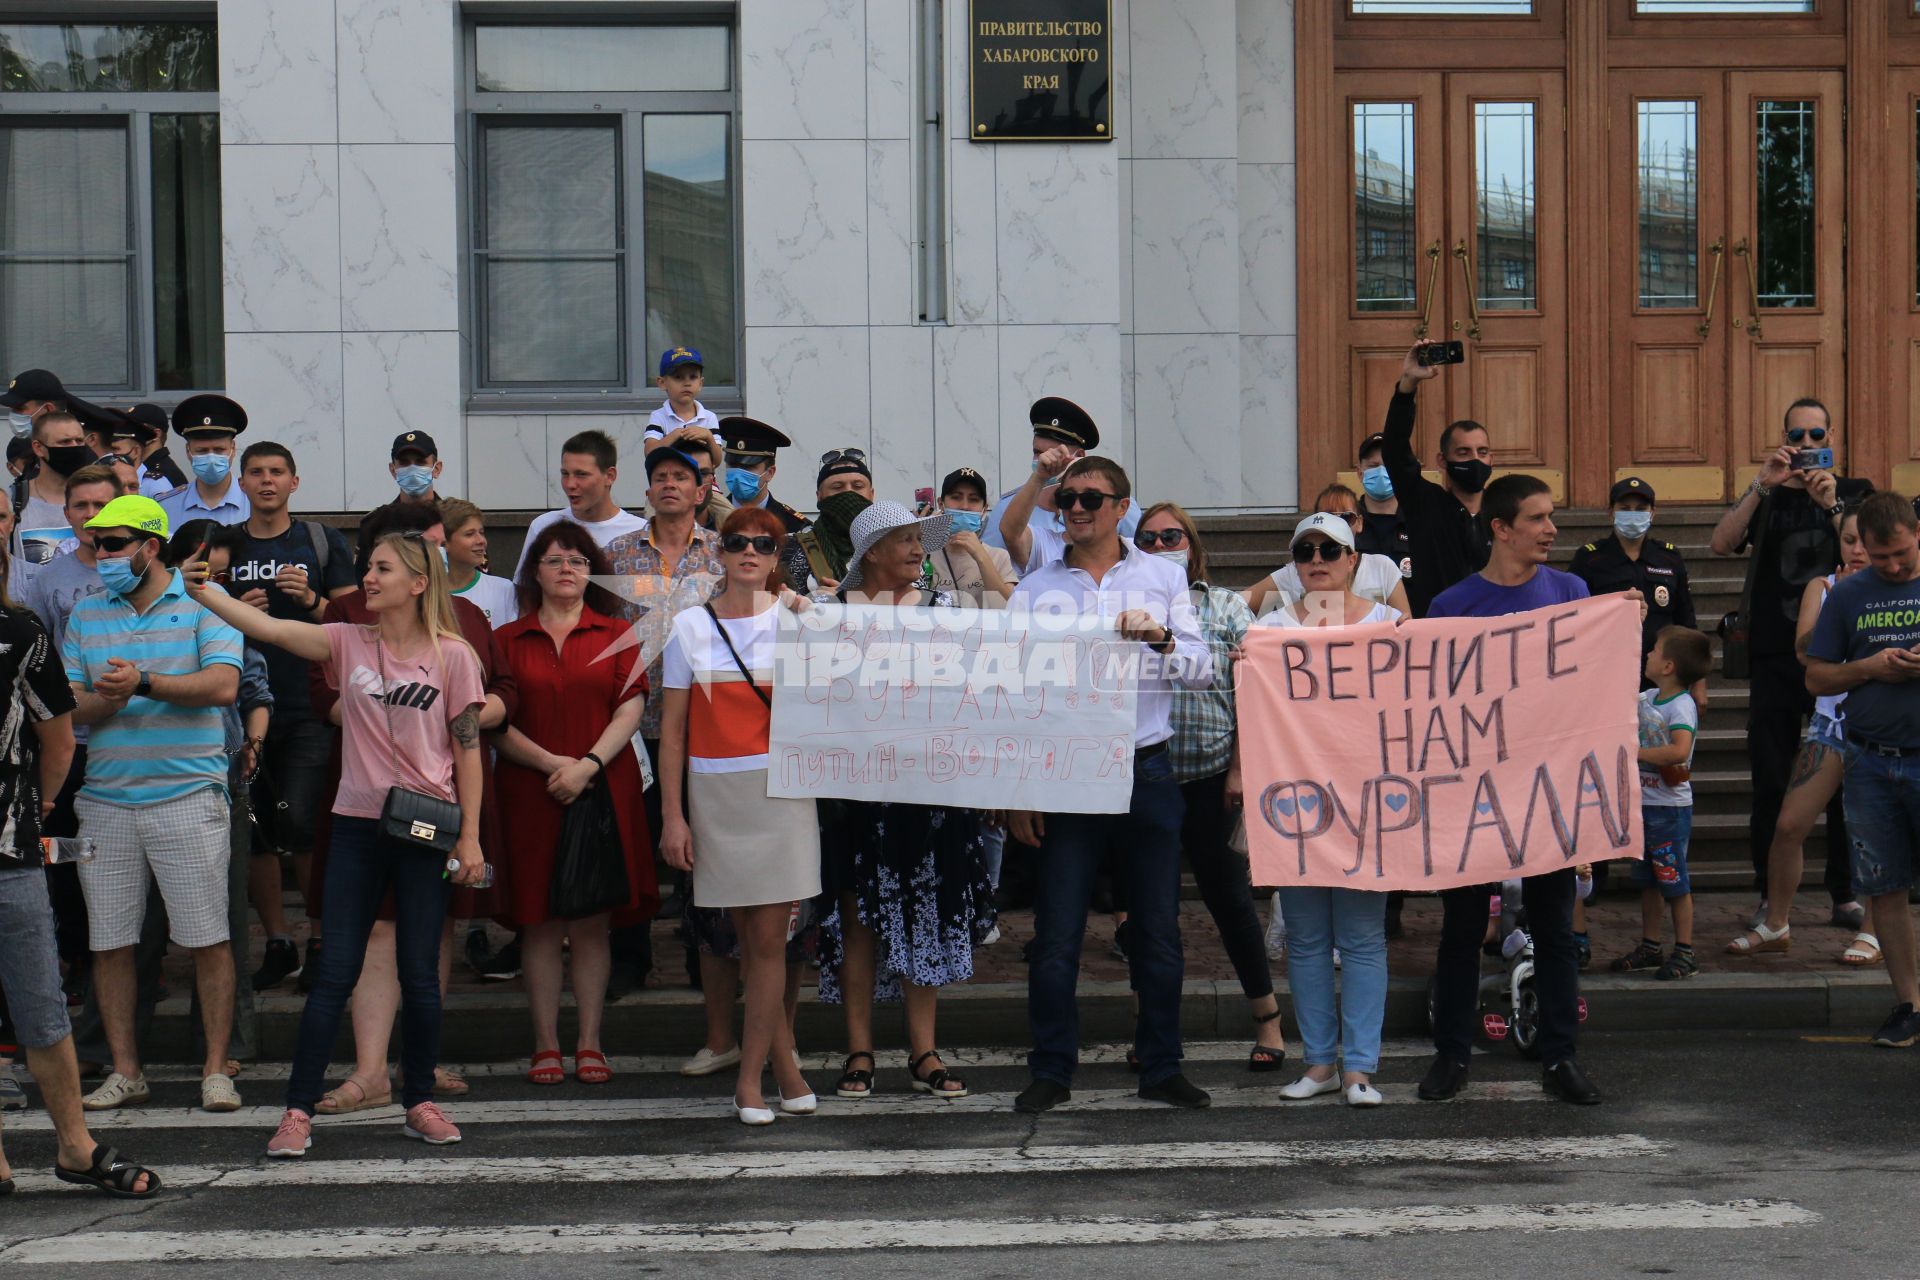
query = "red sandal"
xmin=574 ymin=1050 xmax=612 ymax=1085
xmin=526 ymin=1050 xmax=564 ymax=1086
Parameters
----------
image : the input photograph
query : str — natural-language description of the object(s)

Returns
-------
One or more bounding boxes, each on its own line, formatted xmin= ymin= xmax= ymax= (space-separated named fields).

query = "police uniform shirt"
xmin=1568 ymin=534 xmax=1696 ymax=656
xmin=761 ymin=495 xmax=809 ymax=536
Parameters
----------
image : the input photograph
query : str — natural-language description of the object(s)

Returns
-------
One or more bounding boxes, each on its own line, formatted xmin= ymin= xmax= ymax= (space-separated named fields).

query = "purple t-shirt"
xmin=1427 ymin=566 xmax=1590 ymax=619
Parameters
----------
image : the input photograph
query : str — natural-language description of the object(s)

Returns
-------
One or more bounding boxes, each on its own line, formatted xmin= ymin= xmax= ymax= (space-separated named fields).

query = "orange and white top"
xmin=662 ymin=604 xmax=777 ymax=773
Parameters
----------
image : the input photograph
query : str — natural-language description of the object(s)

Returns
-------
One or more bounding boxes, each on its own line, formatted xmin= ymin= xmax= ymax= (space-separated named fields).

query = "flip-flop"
xmin=315 ymin=1078 xmax=392 ymax=1115
xmin=1841 ymin=932 xmax=1882 ymax=967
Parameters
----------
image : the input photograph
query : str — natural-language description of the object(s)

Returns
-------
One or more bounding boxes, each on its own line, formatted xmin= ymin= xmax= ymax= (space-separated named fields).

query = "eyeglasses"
xmin=91 ymin=534 xmax=144 ymax=554
xmin=1135 ymin=528 xmax=1187 ymax=549
xmin=1055 ymin=489 xmax=1117 ymax=512
xmin=721 ymin=533 xmax=780 ymax=555
xmin=538 ymin=555 xmax=592 ymax=571
xmin=819 ymin=448 xmax=868 ymax=467
xmin=1292 ymin=540 xmax=1348 ymax=564
xmin=1321 ymin=510 xmax=1361 ymax=528
xmin=1787 ymin=426 xmax=1828 ymax=444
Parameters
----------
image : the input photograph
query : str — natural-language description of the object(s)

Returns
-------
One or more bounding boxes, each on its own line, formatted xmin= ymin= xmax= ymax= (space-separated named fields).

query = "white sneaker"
xmin=1344 ymin=1081 xmax=1384 ymax=1107
xmin=680 ymin=1046 xmax=742 ymax=1077
xmin=1279 ymin=1073 xmax=1342 ymax=1100
xmin=981 ymin=925 xmax=1001 ymax=946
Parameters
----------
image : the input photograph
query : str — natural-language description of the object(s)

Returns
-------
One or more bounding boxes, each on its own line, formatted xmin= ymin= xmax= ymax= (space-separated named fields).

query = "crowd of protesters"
xmin=1 ymin=336 xmax=1918 ymax=1193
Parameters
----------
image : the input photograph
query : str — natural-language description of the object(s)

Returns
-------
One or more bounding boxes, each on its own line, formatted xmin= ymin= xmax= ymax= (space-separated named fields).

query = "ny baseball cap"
xmin=1289 ymin=511 xmax=1356 ymax=552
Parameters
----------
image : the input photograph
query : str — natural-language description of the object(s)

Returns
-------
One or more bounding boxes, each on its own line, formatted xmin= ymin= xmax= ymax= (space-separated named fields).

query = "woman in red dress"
xmin=493 ymin=521 xmax=655 ymax=1085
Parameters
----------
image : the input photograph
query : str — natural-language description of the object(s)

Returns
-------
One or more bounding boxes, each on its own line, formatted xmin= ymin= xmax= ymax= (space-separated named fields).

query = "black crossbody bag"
xmin=702 ymin=603 xmax=771 ymax=708
xmin=373 ymin=639 xmax=462 ymax=853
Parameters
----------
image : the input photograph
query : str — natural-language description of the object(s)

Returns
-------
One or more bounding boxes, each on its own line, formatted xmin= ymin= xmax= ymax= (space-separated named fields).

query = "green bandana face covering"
xmin=814 ymin=491 xmax=872 ymax=577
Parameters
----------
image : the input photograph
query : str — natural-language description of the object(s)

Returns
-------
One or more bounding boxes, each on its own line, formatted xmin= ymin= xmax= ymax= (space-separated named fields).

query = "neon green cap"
xmin=83 ymin=494 xmax=170 ymax=539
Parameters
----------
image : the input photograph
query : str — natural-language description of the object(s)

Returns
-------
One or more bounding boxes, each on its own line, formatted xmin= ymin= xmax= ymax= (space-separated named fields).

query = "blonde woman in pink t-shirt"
xmin=188 ymin=532 xmax=486 ymax=1159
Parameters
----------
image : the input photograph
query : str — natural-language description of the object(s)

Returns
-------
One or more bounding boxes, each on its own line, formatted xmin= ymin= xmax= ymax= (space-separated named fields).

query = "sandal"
xmin=910 ymin=1049 xmax=968 ymax=1099
xmin=1248 ymin=1009 xmax=1288 ymax=1073
xmin=1841 ymin=932 xmax=1883 ymax=967
xmin=434 ymin=1067 xmax=470 ymax=1096
xmin=527 ymin=1049 xmax=564 ymax=1086
xmin=316 ymin=1077 xmax=392 ymax=1115
xmin=574 ymin=1050 xmax=613 ymax=1085
xmin=53 ymin=1143 xmax=160 ymax=1200
xmin=836 ymin=1051 xmax=876 ymax=1099
xmin=1724 ymin=922 xmax=1791 ymax=955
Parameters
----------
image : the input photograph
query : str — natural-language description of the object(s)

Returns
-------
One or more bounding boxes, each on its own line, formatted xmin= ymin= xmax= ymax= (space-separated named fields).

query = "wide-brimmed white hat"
xmin=841 ymin=500 xmax=953 ymax=592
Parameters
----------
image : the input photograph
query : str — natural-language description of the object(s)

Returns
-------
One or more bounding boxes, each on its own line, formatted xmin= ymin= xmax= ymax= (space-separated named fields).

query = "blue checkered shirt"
xmin=1169 ymin=582 xmax=1252 ymax=783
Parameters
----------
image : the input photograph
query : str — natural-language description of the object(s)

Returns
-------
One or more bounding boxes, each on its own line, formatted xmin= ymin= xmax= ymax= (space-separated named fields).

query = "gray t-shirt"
xmin=15 ymin=494 xmax=68 ymax=572
xmin=20 ymin=550 xmax=106 ymax=745
xmin=1807 ymin=566 xmax=1920 ymax=748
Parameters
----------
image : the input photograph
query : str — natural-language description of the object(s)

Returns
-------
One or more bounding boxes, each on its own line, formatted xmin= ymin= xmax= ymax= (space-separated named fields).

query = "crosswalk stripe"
xmin=5 ymin=1134 xmax=1665 ymax=1193
xmin=119 ymin=1039 xmax=1463 ymax=1085
xmin=0 ymin=1199 xmax=1818 ymax=1262
xmin=0 ymin=1081 xmax=1552 ymax=1132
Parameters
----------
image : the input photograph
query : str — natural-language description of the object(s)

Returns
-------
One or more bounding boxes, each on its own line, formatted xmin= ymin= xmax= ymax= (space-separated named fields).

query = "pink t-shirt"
xmin=322 ymin=623 xmax=486 ymax=820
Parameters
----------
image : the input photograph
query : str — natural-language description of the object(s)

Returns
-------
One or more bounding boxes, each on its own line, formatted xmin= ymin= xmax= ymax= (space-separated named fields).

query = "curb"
xmin=129 ymin=971 xmax=1895 ymax=1064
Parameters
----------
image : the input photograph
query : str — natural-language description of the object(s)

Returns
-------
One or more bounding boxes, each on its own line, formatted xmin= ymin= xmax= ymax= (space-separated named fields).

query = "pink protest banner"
xmin=1237 ymin=593 xmax=1643 ymax=891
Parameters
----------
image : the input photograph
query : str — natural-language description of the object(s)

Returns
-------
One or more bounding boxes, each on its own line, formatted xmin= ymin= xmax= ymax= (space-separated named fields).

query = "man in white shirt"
xmin=512 ymin=429 xmax=647 ymax=577
xmin=158 ymin=395 xmax=250 ymax=529
xmin=1005 ymin=455 xmax=1213 ymax=1114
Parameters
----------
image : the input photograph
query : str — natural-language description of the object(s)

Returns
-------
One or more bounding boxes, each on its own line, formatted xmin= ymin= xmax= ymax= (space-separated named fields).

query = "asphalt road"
xmin=0 ymin=1030 xmax=1914 ymax=1277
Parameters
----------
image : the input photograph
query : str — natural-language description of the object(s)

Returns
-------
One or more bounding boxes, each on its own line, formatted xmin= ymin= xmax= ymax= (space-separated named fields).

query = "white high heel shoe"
xmin=1278 ymin=1073 xmax=1342 ymax=1101
xmin=733 ymin=1095 xmax=776 ymax=1126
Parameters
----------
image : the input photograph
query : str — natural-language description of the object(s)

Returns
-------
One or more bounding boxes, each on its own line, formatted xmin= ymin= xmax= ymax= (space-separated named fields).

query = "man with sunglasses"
xmin=991 ymin=398 xmax=1141 ymax=574
xmin=1007 ymin=456 xmax=1214 ymax=1114
xmin=1709 ymin=397 xmax=1874 ymax=925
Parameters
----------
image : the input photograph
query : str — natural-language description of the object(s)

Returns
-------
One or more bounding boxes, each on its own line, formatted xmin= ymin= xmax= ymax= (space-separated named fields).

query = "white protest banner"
xmin=766 ymin=602 xmax=1136 ymax=813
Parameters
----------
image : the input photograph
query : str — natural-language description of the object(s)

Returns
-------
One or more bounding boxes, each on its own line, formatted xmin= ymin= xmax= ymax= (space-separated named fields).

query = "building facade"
xmin=0 ymin=0 xmax=1299 ymax=517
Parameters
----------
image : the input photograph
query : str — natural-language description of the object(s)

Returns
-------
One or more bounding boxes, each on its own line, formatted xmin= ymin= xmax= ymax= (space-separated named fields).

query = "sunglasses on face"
xmin=1787 ymin=426 xmax=1829 ymax=444
xmin=91 ymin=534 xmax=145 ymax=554
xmin=1135 ymin=528 xmax=1187 ymax=550
xmin=818 ymin=448 xmax=868 ymax=467
xmin=1055 ymin=489 xmax=1117 ymax=512
xmin=721 ymin=533 xmax=780 ymax=555
xmin=1292 ymin=540 xmax=1348 ymax=564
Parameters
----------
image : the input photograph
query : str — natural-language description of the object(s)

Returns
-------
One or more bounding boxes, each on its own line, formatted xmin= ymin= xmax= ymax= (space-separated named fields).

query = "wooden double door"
xmin=1334 ymin=68 xmax=1844 ymax=503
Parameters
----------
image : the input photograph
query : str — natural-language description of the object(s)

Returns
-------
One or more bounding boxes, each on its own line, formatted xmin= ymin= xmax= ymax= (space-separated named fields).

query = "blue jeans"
xmin=1841 ymin=747 xmax=1920 ymax=898
xmin=1276 ymin=887 xmax=1388 ymax=1075
xmin=1028 ymin=751 xmax=1185 ymax=1088
xmin=286 ymin=817 xmax=452 ymax=1114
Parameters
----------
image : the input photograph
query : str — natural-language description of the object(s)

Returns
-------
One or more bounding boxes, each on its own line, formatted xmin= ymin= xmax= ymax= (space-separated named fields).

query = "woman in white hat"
xmin=1231 ymin=511 xmax=1401 ymax=1107
xmin=816 ymin=502 xmax=993 ymax=1102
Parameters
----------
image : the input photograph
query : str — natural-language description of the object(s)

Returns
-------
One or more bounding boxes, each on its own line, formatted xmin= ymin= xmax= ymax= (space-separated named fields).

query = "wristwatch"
xmin=134 ymin=672 xmax=153 ymax=698
xmin=1826 ymin=502 xmax=1845 ymax=518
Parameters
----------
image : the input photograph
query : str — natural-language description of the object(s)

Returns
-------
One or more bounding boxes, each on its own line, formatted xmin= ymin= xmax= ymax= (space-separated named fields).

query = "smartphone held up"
xmin=1415 ymin=341 xmax=1465 ymax=368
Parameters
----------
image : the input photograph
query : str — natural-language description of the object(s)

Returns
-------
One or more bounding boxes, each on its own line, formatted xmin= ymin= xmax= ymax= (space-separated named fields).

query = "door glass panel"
xmin=1637 ymin=100 xmax=1698 ymax=309
xmin=1352 ymin=2 xmax=1530 ymax=12
xmin=1636 ymin=2 xmax=1811 ymax=11
xmin=1474 ymin=101 xmax=1535 ymax=311
xmin=1754 ymin=99 xmax=1815 ymax=308
xmin=1353 ymin=102 xmax=1416 ymax=312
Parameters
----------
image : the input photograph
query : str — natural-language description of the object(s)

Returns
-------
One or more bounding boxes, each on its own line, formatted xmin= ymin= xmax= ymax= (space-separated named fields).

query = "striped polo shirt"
xmin=63 ymin=569 xmax=244 ymax=805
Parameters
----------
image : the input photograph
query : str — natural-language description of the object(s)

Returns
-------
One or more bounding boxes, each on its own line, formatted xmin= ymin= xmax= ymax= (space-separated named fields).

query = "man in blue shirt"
xmin=1806 ymin=491 xmax=1920 ymax=1049
xmin=158 ymin=395 xmax=250 ymax=529
xmin=1421 ymin=474 xmax=1601 ymax=1107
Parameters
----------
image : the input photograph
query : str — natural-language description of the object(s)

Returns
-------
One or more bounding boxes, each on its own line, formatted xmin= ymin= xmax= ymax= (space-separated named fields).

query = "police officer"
xmin=159 ymin=393 xmax=250 ymax=528
xmin=985 ymin=397 xmax=1140 ymax=571
xmin=719 ymin=416 xmax=809 ymax=535
xmin=125 ymin=404 xmax=186 ymax=499
xmin=1570 ymin=476 xmax=1697 ymax=669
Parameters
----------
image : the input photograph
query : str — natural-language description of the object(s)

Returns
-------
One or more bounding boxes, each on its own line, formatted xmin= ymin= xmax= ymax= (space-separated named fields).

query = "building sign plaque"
xmin=969 ymin=1 xmax=1112 ymax=142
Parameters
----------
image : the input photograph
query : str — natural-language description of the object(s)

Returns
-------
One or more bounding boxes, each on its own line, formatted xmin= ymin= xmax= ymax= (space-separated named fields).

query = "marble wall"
xmin=213 ymin=0 xmax=1296 ymax=516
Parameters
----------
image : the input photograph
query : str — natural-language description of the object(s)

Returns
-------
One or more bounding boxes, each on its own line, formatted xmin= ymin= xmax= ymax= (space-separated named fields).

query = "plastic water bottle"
xmin=41 ymin=836 xmax=96 ymax=865
xmin=443 ymin=858 xmax=495 ymax=889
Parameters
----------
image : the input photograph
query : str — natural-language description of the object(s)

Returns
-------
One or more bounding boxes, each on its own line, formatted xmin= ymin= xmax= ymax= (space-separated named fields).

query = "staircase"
xmin=1197 ymin=507 xmax=1788 ymax=891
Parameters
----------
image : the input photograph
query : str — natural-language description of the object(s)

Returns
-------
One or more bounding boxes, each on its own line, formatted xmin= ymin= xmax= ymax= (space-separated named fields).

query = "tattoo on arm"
xmin=450 ymin=708 xmax=479 ymax=750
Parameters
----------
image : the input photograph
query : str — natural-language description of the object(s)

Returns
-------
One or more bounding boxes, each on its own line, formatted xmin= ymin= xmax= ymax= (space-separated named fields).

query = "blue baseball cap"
xmin=658 ymin=346 xmax=704 ymax=377
xmin=644 ymin=446 xmax=706 ymax=480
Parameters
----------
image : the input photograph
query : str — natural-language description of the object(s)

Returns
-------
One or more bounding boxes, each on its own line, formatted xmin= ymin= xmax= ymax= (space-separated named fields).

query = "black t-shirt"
xmin=230 ymin=521 xmax=356 ymax=718
xmin=1744 ymin=481 xmax=1872 ymax=657
xmin=0 ymin=606 xmax=75 ymax=865
xmin=1355 ymin=505 xmax=1412 ymax=581
xmin=1380 ymin=389 xmax=1491 ymax=617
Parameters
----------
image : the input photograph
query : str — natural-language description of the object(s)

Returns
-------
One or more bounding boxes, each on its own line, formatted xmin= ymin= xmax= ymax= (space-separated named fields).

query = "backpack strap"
xmin=301 ymin=520 xmax=330 ymax=574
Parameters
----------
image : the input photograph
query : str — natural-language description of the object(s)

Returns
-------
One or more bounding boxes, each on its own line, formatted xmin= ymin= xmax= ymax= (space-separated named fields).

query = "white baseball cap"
xmin=1289 ymin=511 xmax=1356 ymax=552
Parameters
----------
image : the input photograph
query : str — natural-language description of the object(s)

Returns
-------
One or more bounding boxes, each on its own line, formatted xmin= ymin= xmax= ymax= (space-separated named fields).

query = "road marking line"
xmin=118 ymin=1040 xmax=1464 ymax=1085
xmin=1799 ymin=1035 xmax=1869 ymax=1044
xmin=0 ymin=1081 xmax=1552 ymax=1132
xmin=0 ymin=1199 xmax=1818 ymax=1262
xmin=5 ymin=1135 xmax=1666 ymax=1193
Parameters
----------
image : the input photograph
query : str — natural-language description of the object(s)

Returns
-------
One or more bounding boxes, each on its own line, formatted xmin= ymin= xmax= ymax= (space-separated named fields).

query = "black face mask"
xmin=1445 ymin=458 xmax=1493 ymax=495
xmin=43 ymin=444 xmax=92 ymax=478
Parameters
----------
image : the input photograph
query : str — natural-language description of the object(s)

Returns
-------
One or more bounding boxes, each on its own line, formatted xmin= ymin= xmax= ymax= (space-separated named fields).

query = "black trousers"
xmin=1179 ymin=772 xmax=1274 ymax=1002
xmin=1748 ymin=652 xmax=1852 ymax=903
xmin=1431 ymin=868 xmax=1580 ymax=1068
xmin=608 ymin=738 xmax=663 ymax=974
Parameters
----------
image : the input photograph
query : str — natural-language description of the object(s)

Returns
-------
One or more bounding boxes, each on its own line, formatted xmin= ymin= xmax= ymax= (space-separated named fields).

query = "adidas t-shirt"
xmin=231 ymin=521 xmax=356 ymax=718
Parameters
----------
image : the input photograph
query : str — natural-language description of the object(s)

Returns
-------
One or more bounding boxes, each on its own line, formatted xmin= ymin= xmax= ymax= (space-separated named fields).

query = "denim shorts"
xmin=1842 ymin=747 xmax=1920 ymax=897
xmin=1628 ymin=804 xmax=1692 ymax=900
xmin=1806 ymin=713 xmax=1846 ymax=751
xmin=0 ymin=865 xmax=74 ymax=1049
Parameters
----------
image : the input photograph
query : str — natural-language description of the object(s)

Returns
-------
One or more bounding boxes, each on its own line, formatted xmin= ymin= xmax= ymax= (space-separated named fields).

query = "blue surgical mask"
xmin=1613 ymin=510 xmax=1653 ymax=541
xmin=7 ymin=411 xmax=32 ymax=439
xmin=97 ymin=552 xmax=147 ymax=597
xmin=724 ymin=467 xmax=762 ymax=504
xmin=395 ymin=464 xmax=434 ymax=497
xmin=945 ymin=510 xmax=985 ymax=535
xmin=190 ymin=452 xmax=231 ymax=485
xmin=1361 ymin=465 xmax=1394 ymax=501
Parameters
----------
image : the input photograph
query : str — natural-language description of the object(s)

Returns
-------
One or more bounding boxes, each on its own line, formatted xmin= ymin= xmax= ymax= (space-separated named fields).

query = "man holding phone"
xmin=1710 ymin=397 xmax=1874 ymax=926
xmin=1381 ymin=341 xmax=1494 ymax=617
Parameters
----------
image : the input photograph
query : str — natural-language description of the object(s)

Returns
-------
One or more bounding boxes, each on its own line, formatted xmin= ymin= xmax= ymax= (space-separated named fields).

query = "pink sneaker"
xmin=403 ymin=1101 xmax=461 ymax=1145
xmin=266 ymin=1109 xmax=311 ymax=1159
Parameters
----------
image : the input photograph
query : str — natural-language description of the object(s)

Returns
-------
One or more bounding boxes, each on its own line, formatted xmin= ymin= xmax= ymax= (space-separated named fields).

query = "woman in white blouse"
xmin=1242 ymin=484 xmax=1411 ymax=620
